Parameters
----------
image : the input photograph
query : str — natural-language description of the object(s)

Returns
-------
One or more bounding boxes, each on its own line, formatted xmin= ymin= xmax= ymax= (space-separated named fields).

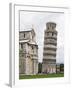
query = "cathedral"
xmin=19 ymin=29 xmax=38 ymax=75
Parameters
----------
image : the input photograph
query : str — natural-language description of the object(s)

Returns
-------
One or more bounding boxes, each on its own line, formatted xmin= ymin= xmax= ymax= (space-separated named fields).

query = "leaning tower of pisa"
xmin=42 ymin=22 xmax=57 ymax=74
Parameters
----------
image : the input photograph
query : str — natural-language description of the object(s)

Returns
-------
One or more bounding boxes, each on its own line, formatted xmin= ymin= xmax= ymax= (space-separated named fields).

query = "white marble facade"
xmin=19 ymin=29 xmax=38 ymax=75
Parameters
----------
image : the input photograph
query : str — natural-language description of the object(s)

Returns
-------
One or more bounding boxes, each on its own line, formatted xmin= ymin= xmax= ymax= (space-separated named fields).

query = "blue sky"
xmin=20 ymin=11 xmax=65 ymax=63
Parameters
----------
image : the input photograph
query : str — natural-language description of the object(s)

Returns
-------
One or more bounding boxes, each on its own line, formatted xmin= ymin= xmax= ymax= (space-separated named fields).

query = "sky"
xmin=20 ymin=11 xmax=65 ymax=64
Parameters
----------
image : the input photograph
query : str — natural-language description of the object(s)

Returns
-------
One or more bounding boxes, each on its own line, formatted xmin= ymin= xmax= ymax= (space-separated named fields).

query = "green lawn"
xmin=19 ymin=73 xmax=64 ymax=79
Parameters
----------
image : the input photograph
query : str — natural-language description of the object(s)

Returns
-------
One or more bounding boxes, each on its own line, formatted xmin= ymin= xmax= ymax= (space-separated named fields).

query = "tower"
xmin=42 ymin=22 xmax=57 ymax=73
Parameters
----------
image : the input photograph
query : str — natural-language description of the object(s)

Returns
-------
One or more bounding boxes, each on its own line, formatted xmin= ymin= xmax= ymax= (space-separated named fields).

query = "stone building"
xmin=42 ymin=22 xmax=57 ymax=73
xmin=19 ymin=29 xmax=38 ymax=75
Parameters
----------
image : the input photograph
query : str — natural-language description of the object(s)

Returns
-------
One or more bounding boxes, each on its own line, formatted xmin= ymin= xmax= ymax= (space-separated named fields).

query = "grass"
xmin=19 ymin=73 xmax=64 ymax=79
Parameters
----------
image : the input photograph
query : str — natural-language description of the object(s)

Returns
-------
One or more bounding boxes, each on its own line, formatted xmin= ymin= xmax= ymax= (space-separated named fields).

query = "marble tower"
xmin=42 ymin=22 xmax=57 ymax=73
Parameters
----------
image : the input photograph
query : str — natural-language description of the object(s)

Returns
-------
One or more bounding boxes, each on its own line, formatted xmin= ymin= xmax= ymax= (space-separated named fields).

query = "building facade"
xmin=42 ymin=22 xmax=57 ymax=73
xmin=19 ymin=29 xmax=38 ymax=75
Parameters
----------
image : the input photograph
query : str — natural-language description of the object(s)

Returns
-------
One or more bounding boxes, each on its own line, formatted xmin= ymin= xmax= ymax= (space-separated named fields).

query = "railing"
xmin=44 ymin=35 xmax=57 ymax=40
xmin=43 ymin=50 xmax=56 ymax=54
xmin=45 ymin=30 xmax=57 ymax=34
xmin=43 ymin=52 xmax=56 ymax=56
xmin=44 ymin=39 xmax=57 ymax=43
xmin=44 ymin=42 xmax=57 ymax=46
xmin=44 ymin=45 xmax=56 ymax=48
xmin=44 ymin=47 xmax=57 ymax=51
xmin=43 ymin=56 xmax=56 ymax=60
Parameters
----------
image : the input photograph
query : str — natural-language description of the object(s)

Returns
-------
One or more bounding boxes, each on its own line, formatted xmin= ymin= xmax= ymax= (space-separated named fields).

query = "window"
xmin=48 ymin=27 xmax=49 ymax=29
xmin=52 ymin=26 xmax=54 ymax=29
xmin=32 ymin=46 xmax=34 ymax=53
xmin=52 ymin=33 xmax=54 ymax=36
xmin=47 ymin=32 xmax=49 ymax=36
xmin=24 ymin=33 xmax=25 ymax=38
xmin=49 ymin=32 xmax=51 ymax=36
xmin=32 ymin=46 xmax=33 ymax=49
xmin=21 ymin=43 xmax=23 ymax=49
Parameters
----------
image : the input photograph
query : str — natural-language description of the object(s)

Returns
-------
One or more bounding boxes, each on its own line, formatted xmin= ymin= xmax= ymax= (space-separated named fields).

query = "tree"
xmin=38 ymin=63 xmax=42 ymax=73
xmin=60 ymin=64 xmax=64 ymax=73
